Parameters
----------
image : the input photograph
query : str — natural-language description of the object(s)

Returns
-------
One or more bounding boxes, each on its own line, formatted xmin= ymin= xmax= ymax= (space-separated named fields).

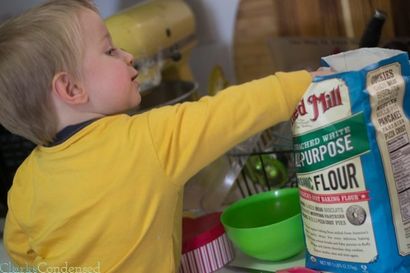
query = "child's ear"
xmin=52 ymin=72 xmax=88 ymax=105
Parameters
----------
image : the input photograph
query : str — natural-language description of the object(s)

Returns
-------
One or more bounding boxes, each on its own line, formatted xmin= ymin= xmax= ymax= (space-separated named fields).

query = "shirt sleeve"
xmin=145 ymin=70 xmax=312 ymax=185
xmin=4 ymin=210 xmax=35 ymax=266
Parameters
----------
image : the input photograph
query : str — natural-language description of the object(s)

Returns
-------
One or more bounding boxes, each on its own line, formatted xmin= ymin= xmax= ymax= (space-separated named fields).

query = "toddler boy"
xmin=0 ymin=0 xmax=323 ymax=272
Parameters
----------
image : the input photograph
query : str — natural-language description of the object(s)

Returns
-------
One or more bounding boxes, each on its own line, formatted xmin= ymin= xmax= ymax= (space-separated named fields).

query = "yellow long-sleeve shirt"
xmin=4 ymin=71 xmax=311 ymax=273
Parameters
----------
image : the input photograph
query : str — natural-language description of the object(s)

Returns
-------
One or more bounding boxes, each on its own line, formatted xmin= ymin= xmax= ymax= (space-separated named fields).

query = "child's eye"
xmin=106 ymin=48 xmax=117 ymax=56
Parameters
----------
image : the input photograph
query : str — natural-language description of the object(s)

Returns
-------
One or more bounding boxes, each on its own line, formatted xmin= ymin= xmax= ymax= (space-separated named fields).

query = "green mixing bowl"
xmin=220 ymin=188 xmax=304 ymax=261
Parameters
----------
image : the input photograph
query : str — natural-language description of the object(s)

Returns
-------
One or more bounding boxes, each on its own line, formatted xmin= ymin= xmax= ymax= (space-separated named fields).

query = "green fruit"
xmin=245 ymin=155 xmax=288 ymax=188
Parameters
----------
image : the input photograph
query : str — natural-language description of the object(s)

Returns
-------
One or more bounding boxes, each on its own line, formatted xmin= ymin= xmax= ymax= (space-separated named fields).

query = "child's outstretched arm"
xmin=143 ymin=70 xmax=313 ymax=185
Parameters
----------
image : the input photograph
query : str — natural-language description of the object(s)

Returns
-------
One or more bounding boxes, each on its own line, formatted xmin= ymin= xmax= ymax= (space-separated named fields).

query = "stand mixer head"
xmin=105 ymin=0 xmax=196 ymax=94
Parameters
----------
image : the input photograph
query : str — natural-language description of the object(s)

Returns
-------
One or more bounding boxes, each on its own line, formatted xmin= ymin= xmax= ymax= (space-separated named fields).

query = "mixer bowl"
xmin=136 ymin=80 xmax=197 ymax=112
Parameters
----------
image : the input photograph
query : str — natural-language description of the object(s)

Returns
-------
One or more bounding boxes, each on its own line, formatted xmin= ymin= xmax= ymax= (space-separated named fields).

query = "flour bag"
xmin=291 ymin=48 xmax=410 ymax=273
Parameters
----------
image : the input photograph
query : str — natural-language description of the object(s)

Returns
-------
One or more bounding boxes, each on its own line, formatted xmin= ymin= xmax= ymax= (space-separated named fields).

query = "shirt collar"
xmin=47 ymin=118 xmax=99 ymax=147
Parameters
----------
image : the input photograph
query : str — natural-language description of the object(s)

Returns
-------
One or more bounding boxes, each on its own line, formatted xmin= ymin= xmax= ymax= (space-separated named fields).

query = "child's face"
xmin=79 ymin=9 xmax=141 ymax=115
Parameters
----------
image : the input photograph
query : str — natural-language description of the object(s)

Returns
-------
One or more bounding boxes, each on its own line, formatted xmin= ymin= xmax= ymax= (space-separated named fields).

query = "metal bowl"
xmin=135 ymin=80 xmax=198 ymax=113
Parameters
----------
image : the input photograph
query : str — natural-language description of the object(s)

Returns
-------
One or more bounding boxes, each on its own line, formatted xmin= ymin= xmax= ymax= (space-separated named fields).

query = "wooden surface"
xmin=234 ymin=0 xmax=397 ymax=83
xmin=391 ymin=0 xmax=410 ymax=37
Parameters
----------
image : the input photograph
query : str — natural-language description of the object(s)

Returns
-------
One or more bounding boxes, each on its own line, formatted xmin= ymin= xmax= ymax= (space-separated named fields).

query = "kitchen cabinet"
xmin=234 ymin=0 xmax=402 ymax=83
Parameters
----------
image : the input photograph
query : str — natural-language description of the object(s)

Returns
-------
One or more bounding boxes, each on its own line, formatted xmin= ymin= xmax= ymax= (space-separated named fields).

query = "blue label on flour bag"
xmin=291 ymin=48 xmax=410 ymax=273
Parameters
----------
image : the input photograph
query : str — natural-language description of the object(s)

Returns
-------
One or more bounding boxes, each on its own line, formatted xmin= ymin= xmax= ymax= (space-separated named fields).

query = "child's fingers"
xmin=310 ymin=67 xmax=334 ymax=78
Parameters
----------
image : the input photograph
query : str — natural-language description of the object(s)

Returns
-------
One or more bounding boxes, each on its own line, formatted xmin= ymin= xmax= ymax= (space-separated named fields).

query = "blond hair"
xmin=0 ymin=0 xmax=98 ymax=145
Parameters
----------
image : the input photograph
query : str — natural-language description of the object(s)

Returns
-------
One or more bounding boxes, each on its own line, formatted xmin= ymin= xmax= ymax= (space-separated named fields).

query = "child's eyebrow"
xmin=101 ymin=32 xmax=112 ymax=43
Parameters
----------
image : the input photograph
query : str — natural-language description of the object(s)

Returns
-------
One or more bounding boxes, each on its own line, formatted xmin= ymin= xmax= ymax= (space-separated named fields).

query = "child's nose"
xmin=120 ymin=49 xmax=134 ymax=66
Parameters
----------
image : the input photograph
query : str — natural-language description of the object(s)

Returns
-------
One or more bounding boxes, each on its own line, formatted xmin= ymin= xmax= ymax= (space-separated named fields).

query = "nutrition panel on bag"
xmin=367 ymin=62 xmax=410 ymax=254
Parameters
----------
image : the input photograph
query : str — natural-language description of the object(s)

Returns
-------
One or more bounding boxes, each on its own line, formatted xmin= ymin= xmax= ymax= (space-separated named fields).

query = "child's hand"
xmin=309 ymin=67 xmax=334 ymax=78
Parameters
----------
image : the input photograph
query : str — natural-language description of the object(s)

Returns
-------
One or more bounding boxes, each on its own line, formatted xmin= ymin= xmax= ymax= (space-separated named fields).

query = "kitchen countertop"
xmin=215 ymin=247 xmax=306 ymax=273
xmin=1 ymin=216 xmax=306 ymax=272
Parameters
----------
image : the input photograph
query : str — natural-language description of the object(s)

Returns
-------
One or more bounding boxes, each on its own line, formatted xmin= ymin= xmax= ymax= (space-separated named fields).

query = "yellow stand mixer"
xmin=105 ymin=0 xmax=197 ymax=111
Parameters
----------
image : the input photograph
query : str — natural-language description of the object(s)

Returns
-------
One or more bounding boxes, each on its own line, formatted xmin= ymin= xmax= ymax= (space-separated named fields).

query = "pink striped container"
xmin=179 ymin=212 xmax=235 ymax=273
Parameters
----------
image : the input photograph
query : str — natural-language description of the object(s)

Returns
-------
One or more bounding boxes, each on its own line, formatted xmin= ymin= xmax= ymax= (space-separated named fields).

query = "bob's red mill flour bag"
xmin=291 ymin=48 xmax=410 ymax=273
